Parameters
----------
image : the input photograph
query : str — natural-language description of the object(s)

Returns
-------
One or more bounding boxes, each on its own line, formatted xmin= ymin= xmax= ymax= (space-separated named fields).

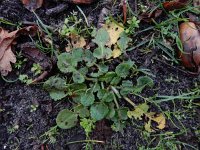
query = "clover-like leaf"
xmin=90 ymin=103 xmax=109 ymax=121
xmin=57 ymin=53 xmax=77 ymax=73
xmin=97 ymin=89 xmax=114 ymax=102
xmin=74 ymin=105 xmax=90 ymax=118
xmin=43 ymin=76 xmax=66 ymax=91
xmin=117 ymin=107 xmax=129 ymax=120
xmin=133 ymin=76 xmax=154 ymax=93
xmin=99 ymin=72 xmax=117 ymax=83
xmin=115 ymin=60 xmax=134 ymax=78
xmin=93 ymin=47 xmax=112 ymax=59
xmin=92 ymin=28 xmax=110 ymax=46
xmin=120 ymin=80 xmax=133 ymax=96
xmin=81 ymin=92 xmax=95 ymax=106
xmin=118 ymin=32 xmax=131 ymax=51
xmin=56 ymin=109 xmax=78 ymax=129
xmin=83 ymin=50 xmax=96 ymax=67
xmin=49 ymin=90 xmax=66 ymax=101
xmin=73 ymin=70 xmax=85 ymax=83
xmin=90 ymin=63 xmax=108 ymax=77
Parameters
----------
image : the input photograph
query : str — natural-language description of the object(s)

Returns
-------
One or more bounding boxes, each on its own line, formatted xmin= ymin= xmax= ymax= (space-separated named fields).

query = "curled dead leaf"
xmin=179 ymin=22 xmax=200 ymax=71
xmin=163 ymin=0 xmax=190 ymax=11
xmin=21 ymin=0 xmax=43 ymax=11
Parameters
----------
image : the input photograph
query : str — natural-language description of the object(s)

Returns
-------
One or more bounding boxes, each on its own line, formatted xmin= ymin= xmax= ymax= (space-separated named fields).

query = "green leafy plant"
xmin=43 ymin=25 xmax=155 ymax=138
xmin=19 ymin=74 xmax=32 ymax=85
xmin=125 ymin=17 xmax=140 ymax=35
xmin=31 ymin=63 xmax=42 ymax=75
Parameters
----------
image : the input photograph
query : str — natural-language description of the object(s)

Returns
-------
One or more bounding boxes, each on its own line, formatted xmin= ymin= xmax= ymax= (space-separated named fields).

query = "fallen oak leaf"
xmin=0 ymin=26 xmax=38 ymax=76
xmin=0 ymin=47 xmax=16 ymax=76
xmin=179 ymin=22 xmax=200 ymax=72
xmin=21 ymin=0 xmax=43 ymax=11
xmin=163 ymin=0 xmax=190 ymax=11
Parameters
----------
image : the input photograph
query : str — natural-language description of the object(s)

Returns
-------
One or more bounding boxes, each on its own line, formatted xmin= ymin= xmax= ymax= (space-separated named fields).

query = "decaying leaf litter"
xmin=1 ymin=1 xmax=199 ymax=148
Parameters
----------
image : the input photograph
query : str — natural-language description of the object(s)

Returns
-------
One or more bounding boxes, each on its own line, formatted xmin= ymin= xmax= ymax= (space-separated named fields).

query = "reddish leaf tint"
xmin=71 ymin=0 xmax=95 ymax=4
xmin=163 ymin=0 xmax=190 ymax=11
xmin=123 ymin=0 xmax=127 ymax=23
xmin=139 ymin=9 xmax=163 ymax=22
xmin=21 ymin=0 xmax=43 ymax=11
xmin=179 ymin=22 xmax=200 ymax=72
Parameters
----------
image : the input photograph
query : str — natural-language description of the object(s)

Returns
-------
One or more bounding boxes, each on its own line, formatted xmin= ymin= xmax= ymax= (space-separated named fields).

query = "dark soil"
xmin=0 ymin=0 xmax=200 ymax=150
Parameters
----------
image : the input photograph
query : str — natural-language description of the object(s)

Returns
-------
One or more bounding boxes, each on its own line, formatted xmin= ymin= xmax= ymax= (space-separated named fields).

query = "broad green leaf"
xmin=49 ymin=90 xmax=66 ymax=101
xmin=115 ymin=60 xmax=134 ymax=78
xmin=106 ymin=103 xmax=116 ymax=119
xmin=43 ymin=76 xmax=66 ymax=91
xmin=72 ymin=48 xmax=83 ymax=62
xmin=90 ymin=63 xmax=109 ymax=77
xmin=120 ymin=80 xmax=133 ymax=96
xmin=56 ymin=109 xmax=78 ymax=129
xmin=110 ymin=76 xmax=121 ymax=85
xmin=93 ymin=47 xmax=112 ymax=59
xmin=72 ymin=71 xmax=85 ymax=83
xmin=74 ymin=105 xmax=90 ymax=118
xmin=97 ymin=89 xmax=114 ymax=102
xmin=117 ymin=108 xmax=128 ymax=120
xmin=57 ymin=53 xmax=77 ymax=73
xmin=90 ymin=103 xmax=109 ymax=121
xmin=92 ymin=28 xmax=110 ymax=46
xmin=83 ymin=50 xmax=96 ymax=67
xmin=99 ymin=72 xmax=117 ymax=83
xmin=127 ymin=103 xmax=149 ymax=120
xmin=90 ymin=83 xmax=100 ymax=92
xmin=133 ymin=76 xmax=154 ymax=93
xmin=118 ymin=32 xmax=131 ymax=51
xmin=81 ymin=92 xmax=95 ymax=106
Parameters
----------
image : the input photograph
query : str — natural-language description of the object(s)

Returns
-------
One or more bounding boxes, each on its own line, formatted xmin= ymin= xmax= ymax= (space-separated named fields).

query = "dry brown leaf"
xmin=0 ymin=46 xmax=16 ymax=76
xmin=103 ymin=22 xmax=124 ymax=47
xmin=21 ymin=0 xmax=43 ymax=11
xmin=163 ymin=0 xmax=190 ymax=11
xmin=179 ymin=22 xmax=200 ymax=71
xmin=0 ymin=26 xmax=38 ymax=76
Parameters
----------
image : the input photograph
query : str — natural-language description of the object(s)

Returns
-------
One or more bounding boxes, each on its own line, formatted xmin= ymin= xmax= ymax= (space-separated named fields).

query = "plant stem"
xmin=124 ymin=97 xmax=136 ymax=107
xmin=67 ymin=140 xmax=105 ymax=145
